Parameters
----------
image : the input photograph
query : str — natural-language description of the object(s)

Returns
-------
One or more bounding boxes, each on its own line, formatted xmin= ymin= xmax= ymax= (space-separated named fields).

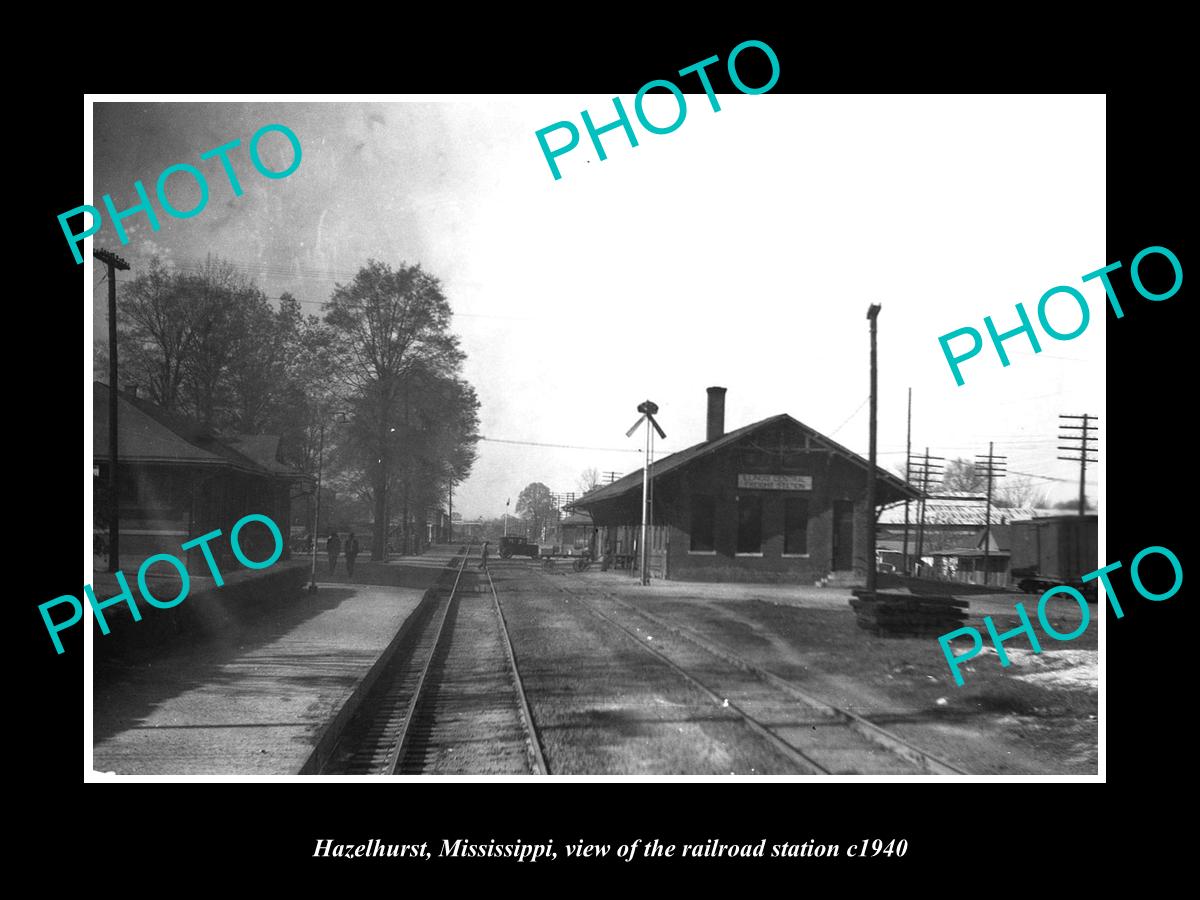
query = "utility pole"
xmin=865 ymin=303 xmax=881 ymax=594
xmin=94 ymin=248 xmax=130 ymax=572
xmin=603 ymin=471 xmax=620 ymax=484
xmin=1058 ymin=414 xmax=1098 ymax=515
xmin=974 ymin=443 xmax=1008 ymax=586
xmin=308 ymin=408 xmax=347 ymax=590
xmin=627 ymin=400 xmax=666 ymax=586
xmin=448 ymin=480 xmax=453 ymax=544
xmin=308 ymin=420 xmax=326 ymax=593
xmin=901 ymin=387 xmax=912 ymax=575
xmin=909 ymin=448 xmax=944 ymax=576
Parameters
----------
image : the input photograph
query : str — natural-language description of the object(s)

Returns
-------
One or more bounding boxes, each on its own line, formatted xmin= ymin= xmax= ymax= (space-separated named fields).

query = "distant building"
xmin=93 ymin=382 xmax=307 ymax=575
xmin=877 ymin=493 xmax=1060 ymax=572
xmin=929 ymin=526 xmax=1014 ymax=587
xmin=560 ymin=510 xmax=596 ymax=556
xmin=920 ymin=515 xmax=1098 ymax=589
xmin=425 ymin=507 xmax=449 ymax=545
xmin=571 ymin=388 xmax=919 ymax=583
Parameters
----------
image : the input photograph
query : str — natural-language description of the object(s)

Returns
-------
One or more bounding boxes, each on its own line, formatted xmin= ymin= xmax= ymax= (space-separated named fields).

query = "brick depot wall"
xmin=663 ymin=450 xmax=872 ymax=584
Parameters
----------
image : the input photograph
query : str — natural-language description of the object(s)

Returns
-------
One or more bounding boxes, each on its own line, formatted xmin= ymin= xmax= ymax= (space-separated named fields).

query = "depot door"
xmin=832 ymin=500 xmax=854 ymax=570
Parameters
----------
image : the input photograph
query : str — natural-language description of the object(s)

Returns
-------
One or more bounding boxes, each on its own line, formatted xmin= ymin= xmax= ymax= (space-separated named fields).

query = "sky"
xmin=90 ymin=95 xmax=1105 ymax=519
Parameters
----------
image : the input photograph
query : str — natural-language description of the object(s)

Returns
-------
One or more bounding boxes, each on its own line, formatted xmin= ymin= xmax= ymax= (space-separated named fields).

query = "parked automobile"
xmin=499 ymin=535 xmax=539 ymax=559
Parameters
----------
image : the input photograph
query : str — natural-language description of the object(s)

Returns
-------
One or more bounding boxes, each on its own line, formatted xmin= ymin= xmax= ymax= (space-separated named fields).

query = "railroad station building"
xmin=571 ymin=388 xmax=919 ymax=583
xmin=93 ymin=382 xmax=306 ymax=575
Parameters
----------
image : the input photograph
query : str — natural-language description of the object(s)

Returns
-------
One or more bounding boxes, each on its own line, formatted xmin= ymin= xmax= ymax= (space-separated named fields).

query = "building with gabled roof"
xmin=570 ymin=388 xmax=919 ymax=584
xmin=93 ymin=382 xmax=306 ymax=574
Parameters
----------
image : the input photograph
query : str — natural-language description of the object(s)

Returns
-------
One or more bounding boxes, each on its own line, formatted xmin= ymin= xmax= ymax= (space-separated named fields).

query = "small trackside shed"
xmin=572 ymin=388 xmax=919 ymax=584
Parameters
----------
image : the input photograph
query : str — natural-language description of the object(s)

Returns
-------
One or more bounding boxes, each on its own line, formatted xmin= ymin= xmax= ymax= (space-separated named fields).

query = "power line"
xmin=480 ymin=436 xmax=666 ymax=455
xmin=275 ymin=295 xmax=524 ymax=320
xmin=1058 ymin=413 xmax=1098 ymax=515
xmin=828 ymin=395 xmax=869 ymax=437
xmin=1008 ymin=468 xmax=1097 ymax=484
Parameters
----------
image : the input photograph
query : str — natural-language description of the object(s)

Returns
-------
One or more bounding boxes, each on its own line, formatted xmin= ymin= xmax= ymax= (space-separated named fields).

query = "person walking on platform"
xmin=326 ymin=532 xmax=341 ymax=575
xmin=478 ymin=541 xmax=490 ymax=572
xmin=344 ymin=533 xmax=360 ymax=579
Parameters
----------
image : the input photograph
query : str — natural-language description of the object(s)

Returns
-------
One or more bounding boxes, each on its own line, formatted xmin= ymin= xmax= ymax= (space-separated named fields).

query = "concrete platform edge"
xmin=296 ymin=587 xmax=434 ymax=775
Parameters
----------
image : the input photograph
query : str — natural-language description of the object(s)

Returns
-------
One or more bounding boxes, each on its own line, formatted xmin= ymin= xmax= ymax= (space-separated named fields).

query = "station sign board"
xmin=737 ymin=474 xmax=813 ymax=491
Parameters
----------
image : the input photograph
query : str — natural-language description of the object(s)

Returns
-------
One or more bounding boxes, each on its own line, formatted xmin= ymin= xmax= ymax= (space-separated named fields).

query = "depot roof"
xmin=571 ymin=413 xmax=919 ymax=509
xmin=93 ymin=382 xmax=293 ymax=477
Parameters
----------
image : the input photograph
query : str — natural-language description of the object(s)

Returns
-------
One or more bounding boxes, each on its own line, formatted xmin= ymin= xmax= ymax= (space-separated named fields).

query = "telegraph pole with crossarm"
xmin=974 ymin=444 xmax=1008 ymax=586
xmin=1058 ymin=414 xmax=1098 ymax=516
xmin=94 ymin=248 xmax=130 ymax=572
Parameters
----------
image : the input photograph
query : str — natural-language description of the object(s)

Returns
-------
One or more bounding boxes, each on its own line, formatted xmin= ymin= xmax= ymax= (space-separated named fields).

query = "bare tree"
xmin=116 ymin=256 xmax=196 ymax=411
xmin=995 ymin=476 xmax=1050 ymax=509
xmin=577 ymin=467 xmax=600 ymax=494
xmin=941 ymin=457 xmax=987 ymax=494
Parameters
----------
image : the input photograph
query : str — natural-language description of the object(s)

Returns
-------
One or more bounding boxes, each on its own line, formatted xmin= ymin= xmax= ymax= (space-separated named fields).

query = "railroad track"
xmin=554 ymin=580 xmax=966 ymax=776
xmin=324 ymin=545 xmax=547 ymax=775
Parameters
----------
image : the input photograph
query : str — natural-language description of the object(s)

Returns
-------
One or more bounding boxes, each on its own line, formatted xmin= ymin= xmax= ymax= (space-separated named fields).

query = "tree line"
xmin=104 ymin=255 xmax=480 ymax=560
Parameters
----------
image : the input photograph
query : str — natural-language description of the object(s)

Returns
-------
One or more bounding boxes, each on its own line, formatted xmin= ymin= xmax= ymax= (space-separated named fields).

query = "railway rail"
xmin=324 ymin=545 xmax=547 ymax=775
xmin=554 ymin=579 xmax=966 ymax=776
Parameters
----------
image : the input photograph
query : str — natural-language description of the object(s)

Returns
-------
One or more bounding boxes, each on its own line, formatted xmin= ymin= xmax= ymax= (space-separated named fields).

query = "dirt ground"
xmin=494 ymin=567 xmax=804 ymax=775
xmin=499 ymin=561 xmax=1097 ymax=775
xmin=602 ymin=582 xmax=1098 ymax=775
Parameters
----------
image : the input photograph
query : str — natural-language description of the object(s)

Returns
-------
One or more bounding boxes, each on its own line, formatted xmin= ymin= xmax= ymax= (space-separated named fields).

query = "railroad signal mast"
xmin=908 ymin=448 xmax=944 ymax=574
xmin=1058 ymin=413 xmax=1098 ymax=516
xmin=626 ymin=400 xmax=666 ymax=586
xmin=974 ymin=443 xmax=1008 ymax=586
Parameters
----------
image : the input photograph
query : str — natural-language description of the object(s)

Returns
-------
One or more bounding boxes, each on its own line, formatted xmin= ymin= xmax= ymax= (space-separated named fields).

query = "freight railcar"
xmin=1009 ymin=514 xmax=1098 ymax=599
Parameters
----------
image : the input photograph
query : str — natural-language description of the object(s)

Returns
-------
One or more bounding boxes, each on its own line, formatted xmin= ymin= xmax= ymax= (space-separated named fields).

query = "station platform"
xmin=92 ymin=547 xmax=467 ymax=776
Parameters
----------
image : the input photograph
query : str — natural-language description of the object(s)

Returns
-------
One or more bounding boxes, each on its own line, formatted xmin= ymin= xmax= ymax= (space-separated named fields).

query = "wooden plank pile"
xmin=849 ymin=590 xmax=969 ymax=637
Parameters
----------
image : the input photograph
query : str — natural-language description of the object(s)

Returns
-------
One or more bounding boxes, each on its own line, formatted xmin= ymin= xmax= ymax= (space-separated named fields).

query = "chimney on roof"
xmin=706 ymin=386 xmax=726 ymax=442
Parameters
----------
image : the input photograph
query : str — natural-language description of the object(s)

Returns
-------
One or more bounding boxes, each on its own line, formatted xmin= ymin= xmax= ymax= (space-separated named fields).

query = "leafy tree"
xmin=106 ymin=255 xmax=480 ymax=560
xmin=115 ymin=256 xmax=304 ymax=433
xmin=516 ymin=482 xmax=557 ymax=540
xmin=179 ymin=258 xmax=286 ymax=430
xmin=324 ymin=259 xmax=471 ymax=560
xmin=225 ymin=292 xmax=302 ymax=434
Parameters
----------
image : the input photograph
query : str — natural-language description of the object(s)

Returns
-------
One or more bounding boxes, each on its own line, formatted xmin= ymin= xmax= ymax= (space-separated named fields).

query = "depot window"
xmin=690 ymin=496 xmax=716 ymax=552
xmin=784 ymin=497 xmax=809 ymax=555
xmin=736 ymin=494 xmax=763 ymax=555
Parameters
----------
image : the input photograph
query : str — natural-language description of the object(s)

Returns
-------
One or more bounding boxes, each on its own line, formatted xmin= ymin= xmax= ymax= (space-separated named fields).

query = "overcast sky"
xmin=90 ymin=96 xmax=1105 ymax=519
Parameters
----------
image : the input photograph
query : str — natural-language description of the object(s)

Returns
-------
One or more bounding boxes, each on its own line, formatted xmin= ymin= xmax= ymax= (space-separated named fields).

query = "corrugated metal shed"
xmin=878 ymin=495 xmax=1059 ymax=526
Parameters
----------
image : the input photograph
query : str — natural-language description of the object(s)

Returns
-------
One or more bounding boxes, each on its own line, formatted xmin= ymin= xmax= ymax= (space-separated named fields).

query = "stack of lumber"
xmin=849 ymin=590 xmax=969 ymax=637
